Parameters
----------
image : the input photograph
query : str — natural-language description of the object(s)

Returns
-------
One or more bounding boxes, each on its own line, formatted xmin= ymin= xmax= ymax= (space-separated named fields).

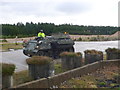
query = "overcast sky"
xmin=0 ymin=0 xmax=119 ymax=26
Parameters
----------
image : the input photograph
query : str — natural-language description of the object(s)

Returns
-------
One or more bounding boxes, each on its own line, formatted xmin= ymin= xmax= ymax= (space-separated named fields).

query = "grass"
xmin=13 ymin=64 xmax=63 ymax=86
xmin=11 ymin=55 xmax=107 ymax=87
xmin=84 ymin=50 xmax=103 ymax=55
xmin=54 ymin=64 xmax=63 ymax=74
xmin=60 ymin=52 xmax=82 ymax=57
xmin=2 ymin=63 xmax=15 ymax=76
xmin=60 ymin=64 xmax=120 ymax=88
xmin=13 ymin=70 xmax=33 ymax=86
xmin=60 ymin=75 xmax=97 ymax=88
xmin=1 ymin=43 xmax=23 ymax=51
xmin=26 ymin=56 xmax=52 ymax=65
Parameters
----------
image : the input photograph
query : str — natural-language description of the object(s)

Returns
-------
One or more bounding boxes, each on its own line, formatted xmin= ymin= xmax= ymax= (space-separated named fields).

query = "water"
xmin=74 ymin=41 xmax=118 ymax=54
xmin=1 ymin=41 xmax=118 ymax=72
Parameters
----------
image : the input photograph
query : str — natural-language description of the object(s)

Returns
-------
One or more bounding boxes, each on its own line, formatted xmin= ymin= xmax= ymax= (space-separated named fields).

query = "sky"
xmin=0 ymin=0 xmax=119 ymax=26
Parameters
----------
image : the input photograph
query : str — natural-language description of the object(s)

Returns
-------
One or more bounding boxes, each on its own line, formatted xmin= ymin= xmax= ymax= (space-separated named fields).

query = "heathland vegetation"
xmin=1 ymin=22 xmax=118 ymax=38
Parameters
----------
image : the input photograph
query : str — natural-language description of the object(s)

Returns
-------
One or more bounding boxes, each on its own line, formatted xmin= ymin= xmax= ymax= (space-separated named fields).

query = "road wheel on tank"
xmin=48 ymin=50 xmax=52 ymax=57
xmin=68 ymin=47 xmax=74 ymax=52
xmin=52 ymin=50 xmax=60 ymax=59
xmin=37 ymin=51 xmax=46 ymax=56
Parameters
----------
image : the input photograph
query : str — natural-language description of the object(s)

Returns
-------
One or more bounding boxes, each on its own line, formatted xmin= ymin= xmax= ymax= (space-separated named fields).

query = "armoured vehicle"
xmin=23 ymin=33 xmax=75 ymax=58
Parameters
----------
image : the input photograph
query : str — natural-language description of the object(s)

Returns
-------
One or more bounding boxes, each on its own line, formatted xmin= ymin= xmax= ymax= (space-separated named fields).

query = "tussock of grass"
xmin=105 ymin=48 xmax=120 ymax=53
xmin=60 ymin=52 xmax=82 ymax=57
xmin=1 ymin=63 xmax=15 ymax=76
xmin=84 ymin=50 xmax=103 ymax=55
xmin=26 ymin=56 xmax=53 ymax=65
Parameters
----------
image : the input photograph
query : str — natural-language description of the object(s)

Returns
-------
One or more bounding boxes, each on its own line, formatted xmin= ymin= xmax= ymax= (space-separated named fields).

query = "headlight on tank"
xmin=36 ymin=46 xmax=39 ymax=48
xmin=35 ymin=46 xmax=39 ymax=49
xmin=39 ymin=41 xmax=42 ymax=43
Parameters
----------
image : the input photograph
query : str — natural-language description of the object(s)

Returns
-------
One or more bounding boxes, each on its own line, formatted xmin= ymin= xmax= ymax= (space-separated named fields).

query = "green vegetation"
xmin=26 ymin=56 xmax=53 ymax=65
xmin=1 ymin=43 xmax=23 ymax=51
xmin=1 ymin=63 xmax=15 ymax=76
xmin=98 ymin=82 xmax=106 ymax=86
xmin=60 ymin=76 xmax=97 ymax=88
xmin=2 ymin=22 xmax=118 ymax=38
xmin=60 ymin=52 xmax=82 ymax=57
xmin=54 ymin=64 xmax=63 ymax=74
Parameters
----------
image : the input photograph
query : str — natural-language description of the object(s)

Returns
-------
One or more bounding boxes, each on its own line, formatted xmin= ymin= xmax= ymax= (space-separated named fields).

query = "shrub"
xmin=60 ymin=52 xmax=82 ymax=57
xmin=2 ymin=63 xmax=15 ymax=76
xmin=26 ymin=56 xmax=52 ymax=65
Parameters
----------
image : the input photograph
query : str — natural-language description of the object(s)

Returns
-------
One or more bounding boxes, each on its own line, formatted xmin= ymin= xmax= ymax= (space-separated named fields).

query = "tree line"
xmin=1 ymin=22 xmax=118 ymax=38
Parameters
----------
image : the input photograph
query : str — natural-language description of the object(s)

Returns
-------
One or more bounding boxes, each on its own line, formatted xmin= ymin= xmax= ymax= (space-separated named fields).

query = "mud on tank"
xmin=23 ymin=33 xmax=75 ymax=59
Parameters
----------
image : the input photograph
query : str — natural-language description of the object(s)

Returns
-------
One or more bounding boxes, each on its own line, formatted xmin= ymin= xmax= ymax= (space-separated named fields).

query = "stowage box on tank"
xmin=23 ymin=33 xmax=75 ymax=58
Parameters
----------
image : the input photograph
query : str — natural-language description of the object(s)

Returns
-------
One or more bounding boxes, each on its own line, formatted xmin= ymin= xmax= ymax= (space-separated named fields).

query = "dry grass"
xmin=13 ymin=64 xmax=63 ymax=86
xmin=26 ymin=56 xmax=53 ymax=65
xmin=1 ymin=63 xmax=15 ymax=76
xmin=60 ymin=52 xmax=82 ymax=57
xmin=105 ymin=48 xmax=120 ymax=53
xmin=13 ymin=70 xmax=33 ymax=86
xmin=84 ymin=50 xmax=103 ymax=55
xmin=1 ymin=43 xmax=23 ymax=51
xmin=60 ymin=64 xmax=120 ymax=88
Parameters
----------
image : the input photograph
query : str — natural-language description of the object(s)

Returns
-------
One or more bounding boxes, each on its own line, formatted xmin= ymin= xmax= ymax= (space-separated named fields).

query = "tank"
xmin=23 ymin=33 xmax=75 ymax=58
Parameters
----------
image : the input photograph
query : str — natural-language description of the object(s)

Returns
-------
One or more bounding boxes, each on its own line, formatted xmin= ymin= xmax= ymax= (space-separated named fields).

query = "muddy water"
xmin=1 ymin=41 xmax=118 ymax=72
